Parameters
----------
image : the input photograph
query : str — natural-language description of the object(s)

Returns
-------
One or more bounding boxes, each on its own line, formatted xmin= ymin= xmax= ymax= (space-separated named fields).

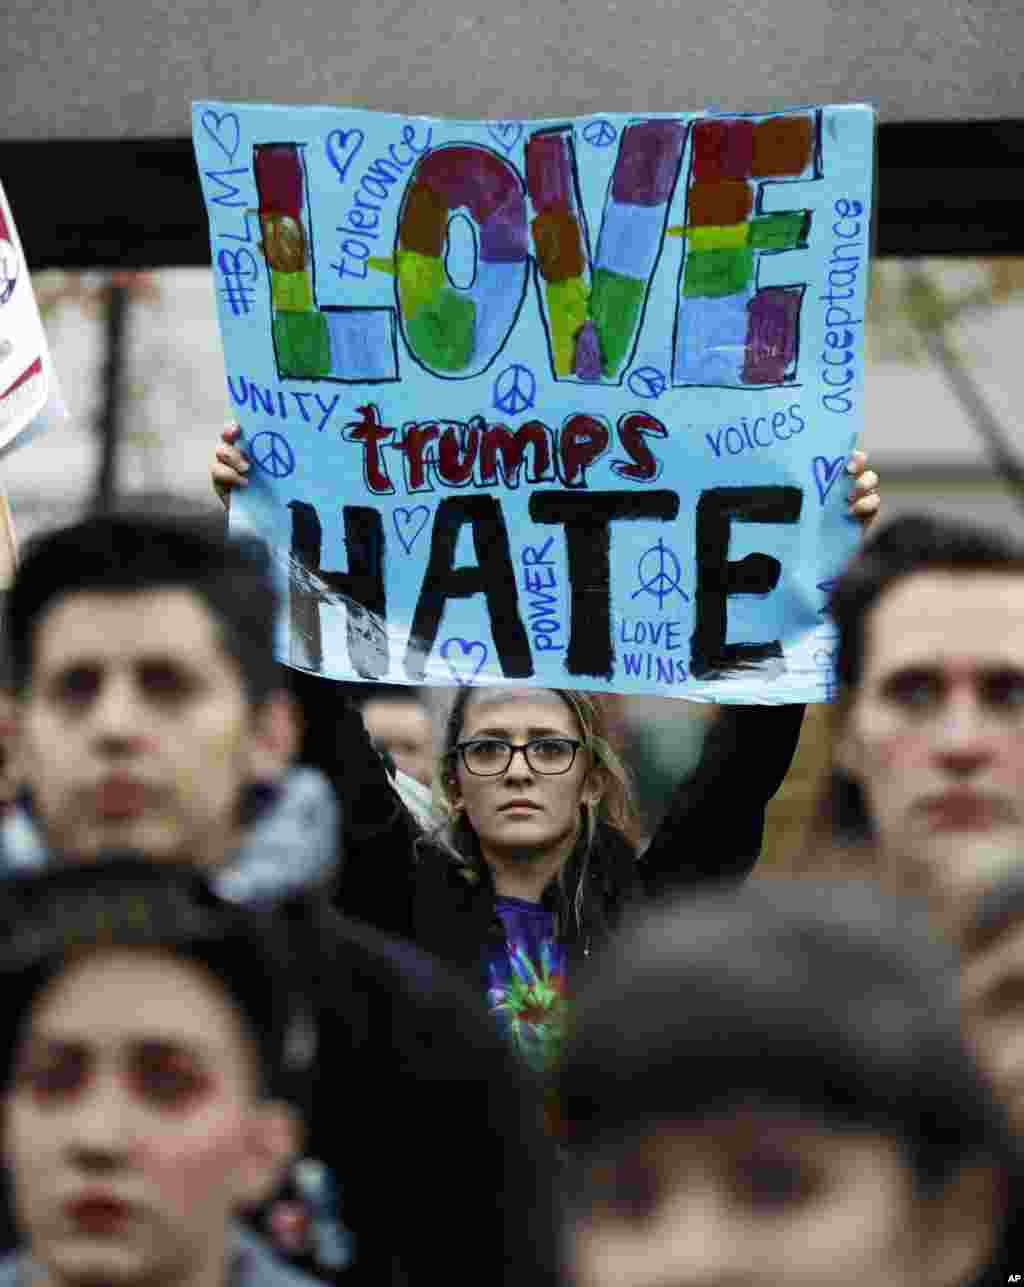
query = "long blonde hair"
xmin=427 ymin=686 xmax=640 ymax=926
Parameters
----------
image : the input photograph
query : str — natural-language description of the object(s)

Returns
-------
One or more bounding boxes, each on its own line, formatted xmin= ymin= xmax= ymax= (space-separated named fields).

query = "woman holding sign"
xmin=212 ymin=428 xmax=880 ymax=1072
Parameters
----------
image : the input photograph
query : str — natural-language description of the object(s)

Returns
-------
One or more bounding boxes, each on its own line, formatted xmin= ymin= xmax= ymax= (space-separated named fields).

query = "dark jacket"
xmin=289 ymin=670 xmax=805 ymax=982
xmin=282 ymin=895 xmax=561 ymax=1287
xmin=0 ymin=774 xmax=561 ymax=1287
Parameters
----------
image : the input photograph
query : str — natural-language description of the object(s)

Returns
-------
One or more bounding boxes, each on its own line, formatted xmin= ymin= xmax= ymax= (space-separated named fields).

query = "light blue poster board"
xmin=193 ymin=100 xmax=874 ymax=702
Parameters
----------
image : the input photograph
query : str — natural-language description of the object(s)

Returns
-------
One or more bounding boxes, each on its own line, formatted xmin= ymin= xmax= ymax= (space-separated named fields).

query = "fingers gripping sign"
xmin=212 ymin=423 xmax=250 ymax=509
xmin=846 ymin=449 xmax=881 ymax=529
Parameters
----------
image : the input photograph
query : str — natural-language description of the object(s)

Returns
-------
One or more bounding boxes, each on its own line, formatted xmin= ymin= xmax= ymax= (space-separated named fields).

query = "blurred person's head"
xmin=561 ymin=880 xmax=1008 ymax=1287
xmin=823 ymin=515 xmax=1024 ymax=900
xmin=3 ymin=512 xmax=297 ymax=867
xmin=359 ymin=689 xmax=434 ymax=787
xmin=0 ymin=859 xmax=304 ymax=1287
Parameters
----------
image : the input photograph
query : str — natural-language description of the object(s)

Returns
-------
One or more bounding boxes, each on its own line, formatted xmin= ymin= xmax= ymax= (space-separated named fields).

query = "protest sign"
xmin=0 ymin=180 xmax=63 ymax=451
xmin=194 ymin=101 xmax=874 ymax=702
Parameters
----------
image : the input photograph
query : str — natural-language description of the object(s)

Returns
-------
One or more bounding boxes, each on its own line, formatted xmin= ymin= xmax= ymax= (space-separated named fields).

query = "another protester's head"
xmin=3 ymin=512 xmax=296 ymax=867
xmin=822 ymin=514 xmax=1024 ymax=900
xmin=359 ymin=688 xmax=434 ymax=787
xmin=561 ymin=880 xmax=1008 ymax=1287
xmin=435 ymin=686 xmax=637 ymax=900
xmin=0 ymin=859 xmax=305 ymax=1287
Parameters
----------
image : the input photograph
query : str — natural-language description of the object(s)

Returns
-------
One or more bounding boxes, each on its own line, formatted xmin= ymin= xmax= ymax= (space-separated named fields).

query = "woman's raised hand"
xmin=211 ymin=422 xmax=249 ymax=510
xmin=846 ymin=449 xmax=880 ymax=530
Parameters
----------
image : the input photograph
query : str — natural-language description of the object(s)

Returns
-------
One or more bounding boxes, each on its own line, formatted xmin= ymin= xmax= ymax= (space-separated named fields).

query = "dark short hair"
xmin=831 ymin=514 xmax=1024 ymax=693
xmin=5 ymin=511 xmax=281 ymax=704
xmin=0 ymin=858 xmax=309 ymax=1099
xmin=561 ymin=881 xmax=1010 ymax=1195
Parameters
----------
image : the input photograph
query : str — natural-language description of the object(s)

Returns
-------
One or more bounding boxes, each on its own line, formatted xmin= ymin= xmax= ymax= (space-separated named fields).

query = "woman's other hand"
xmin=211 ymin=422 xmax=249 ymax=510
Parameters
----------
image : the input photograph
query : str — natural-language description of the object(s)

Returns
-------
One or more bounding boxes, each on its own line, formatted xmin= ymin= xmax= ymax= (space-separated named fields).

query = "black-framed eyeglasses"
xmin=451 ymin=736 xmax=583 ymax=776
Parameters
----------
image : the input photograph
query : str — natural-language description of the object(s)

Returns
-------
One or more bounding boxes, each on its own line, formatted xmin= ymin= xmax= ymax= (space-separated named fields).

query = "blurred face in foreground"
xmin=13 ymin=590 xmax=293 ymax=867
xmin=837 ymin=571 xmax=1024 ymax=900
xmin=3 ymin=949 xmax=295 ymax=1287
xmin=570 ymin=1113 xmax=992 ymax=1287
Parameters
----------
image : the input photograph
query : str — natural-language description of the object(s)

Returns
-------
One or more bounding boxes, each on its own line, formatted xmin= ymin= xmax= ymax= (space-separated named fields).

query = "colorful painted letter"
xmin=526 ymin=121 xmax=687 ymax=383
xmin=672 ymin=112 xmax=819 ymax=387
xmin=254 ymin=144 xmax=399 ymax=383
xmin=396 ymin=146 xmax=530 ymax=377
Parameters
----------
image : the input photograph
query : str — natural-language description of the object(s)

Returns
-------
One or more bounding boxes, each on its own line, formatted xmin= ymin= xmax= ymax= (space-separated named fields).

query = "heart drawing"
xmin=487 ymin=122 xmax=524 ymax=154
xmin=812 ymin=455 xmax=847 ymax=506
xmin=393 ymin=506 xmax=431 ymax=555
xmin=325 ymin=127 xmax=366 ymax=183
xmin=441 ymin=638 xmax=489 ymax=685
xmin=200 ymin=110 xmax=241 ymax=163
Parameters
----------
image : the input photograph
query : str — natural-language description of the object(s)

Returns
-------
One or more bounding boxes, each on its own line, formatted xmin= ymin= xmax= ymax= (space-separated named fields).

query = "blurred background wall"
xmin=6 ymin=0 xmax=1022 ymax=137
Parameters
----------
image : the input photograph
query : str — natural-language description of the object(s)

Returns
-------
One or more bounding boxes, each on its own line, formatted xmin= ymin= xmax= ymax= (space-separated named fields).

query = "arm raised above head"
xmin=289 ymin=667 xmax=423 ymax=938
xmin=638 ymin=702 xmax=806 ymax=897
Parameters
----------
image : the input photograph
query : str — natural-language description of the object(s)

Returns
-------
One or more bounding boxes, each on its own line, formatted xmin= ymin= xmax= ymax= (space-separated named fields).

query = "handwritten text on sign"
xmin=193 ymin=101 xmax=874 ymax=702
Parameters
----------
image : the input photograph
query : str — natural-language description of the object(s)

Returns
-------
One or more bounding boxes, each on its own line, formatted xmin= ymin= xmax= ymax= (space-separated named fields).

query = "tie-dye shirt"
xmin=486 ymin=896 xmax=569 ymax=1074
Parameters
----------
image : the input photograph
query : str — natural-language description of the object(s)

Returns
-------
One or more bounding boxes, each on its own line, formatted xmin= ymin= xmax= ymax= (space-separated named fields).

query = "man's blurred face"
xmin=361 ymin=697 xmax=434 ymax=787
xmin=15 ymin=590 xmax=270 ymax=866
xmin=4 ymin=949 xmax=286 ymax=1287
xmin=838 ymin=571 xmax=1024 ymax=900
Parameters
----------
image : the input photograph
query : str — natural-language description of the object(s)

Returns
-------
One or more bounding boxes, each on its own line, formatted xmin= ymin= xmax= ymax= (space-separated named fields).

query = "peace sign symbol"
xmin=493 ymin=363 xmax=536 ymax=416
xmin=627 ymin=366 xmax=667 ymax=399
xmin=631 ymin=539 xmax=689 ymax=609
xmin=249 ymin=431 xmax=295 ymax=479
xmin=583 ymin=119 xmax=618 ymax=148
